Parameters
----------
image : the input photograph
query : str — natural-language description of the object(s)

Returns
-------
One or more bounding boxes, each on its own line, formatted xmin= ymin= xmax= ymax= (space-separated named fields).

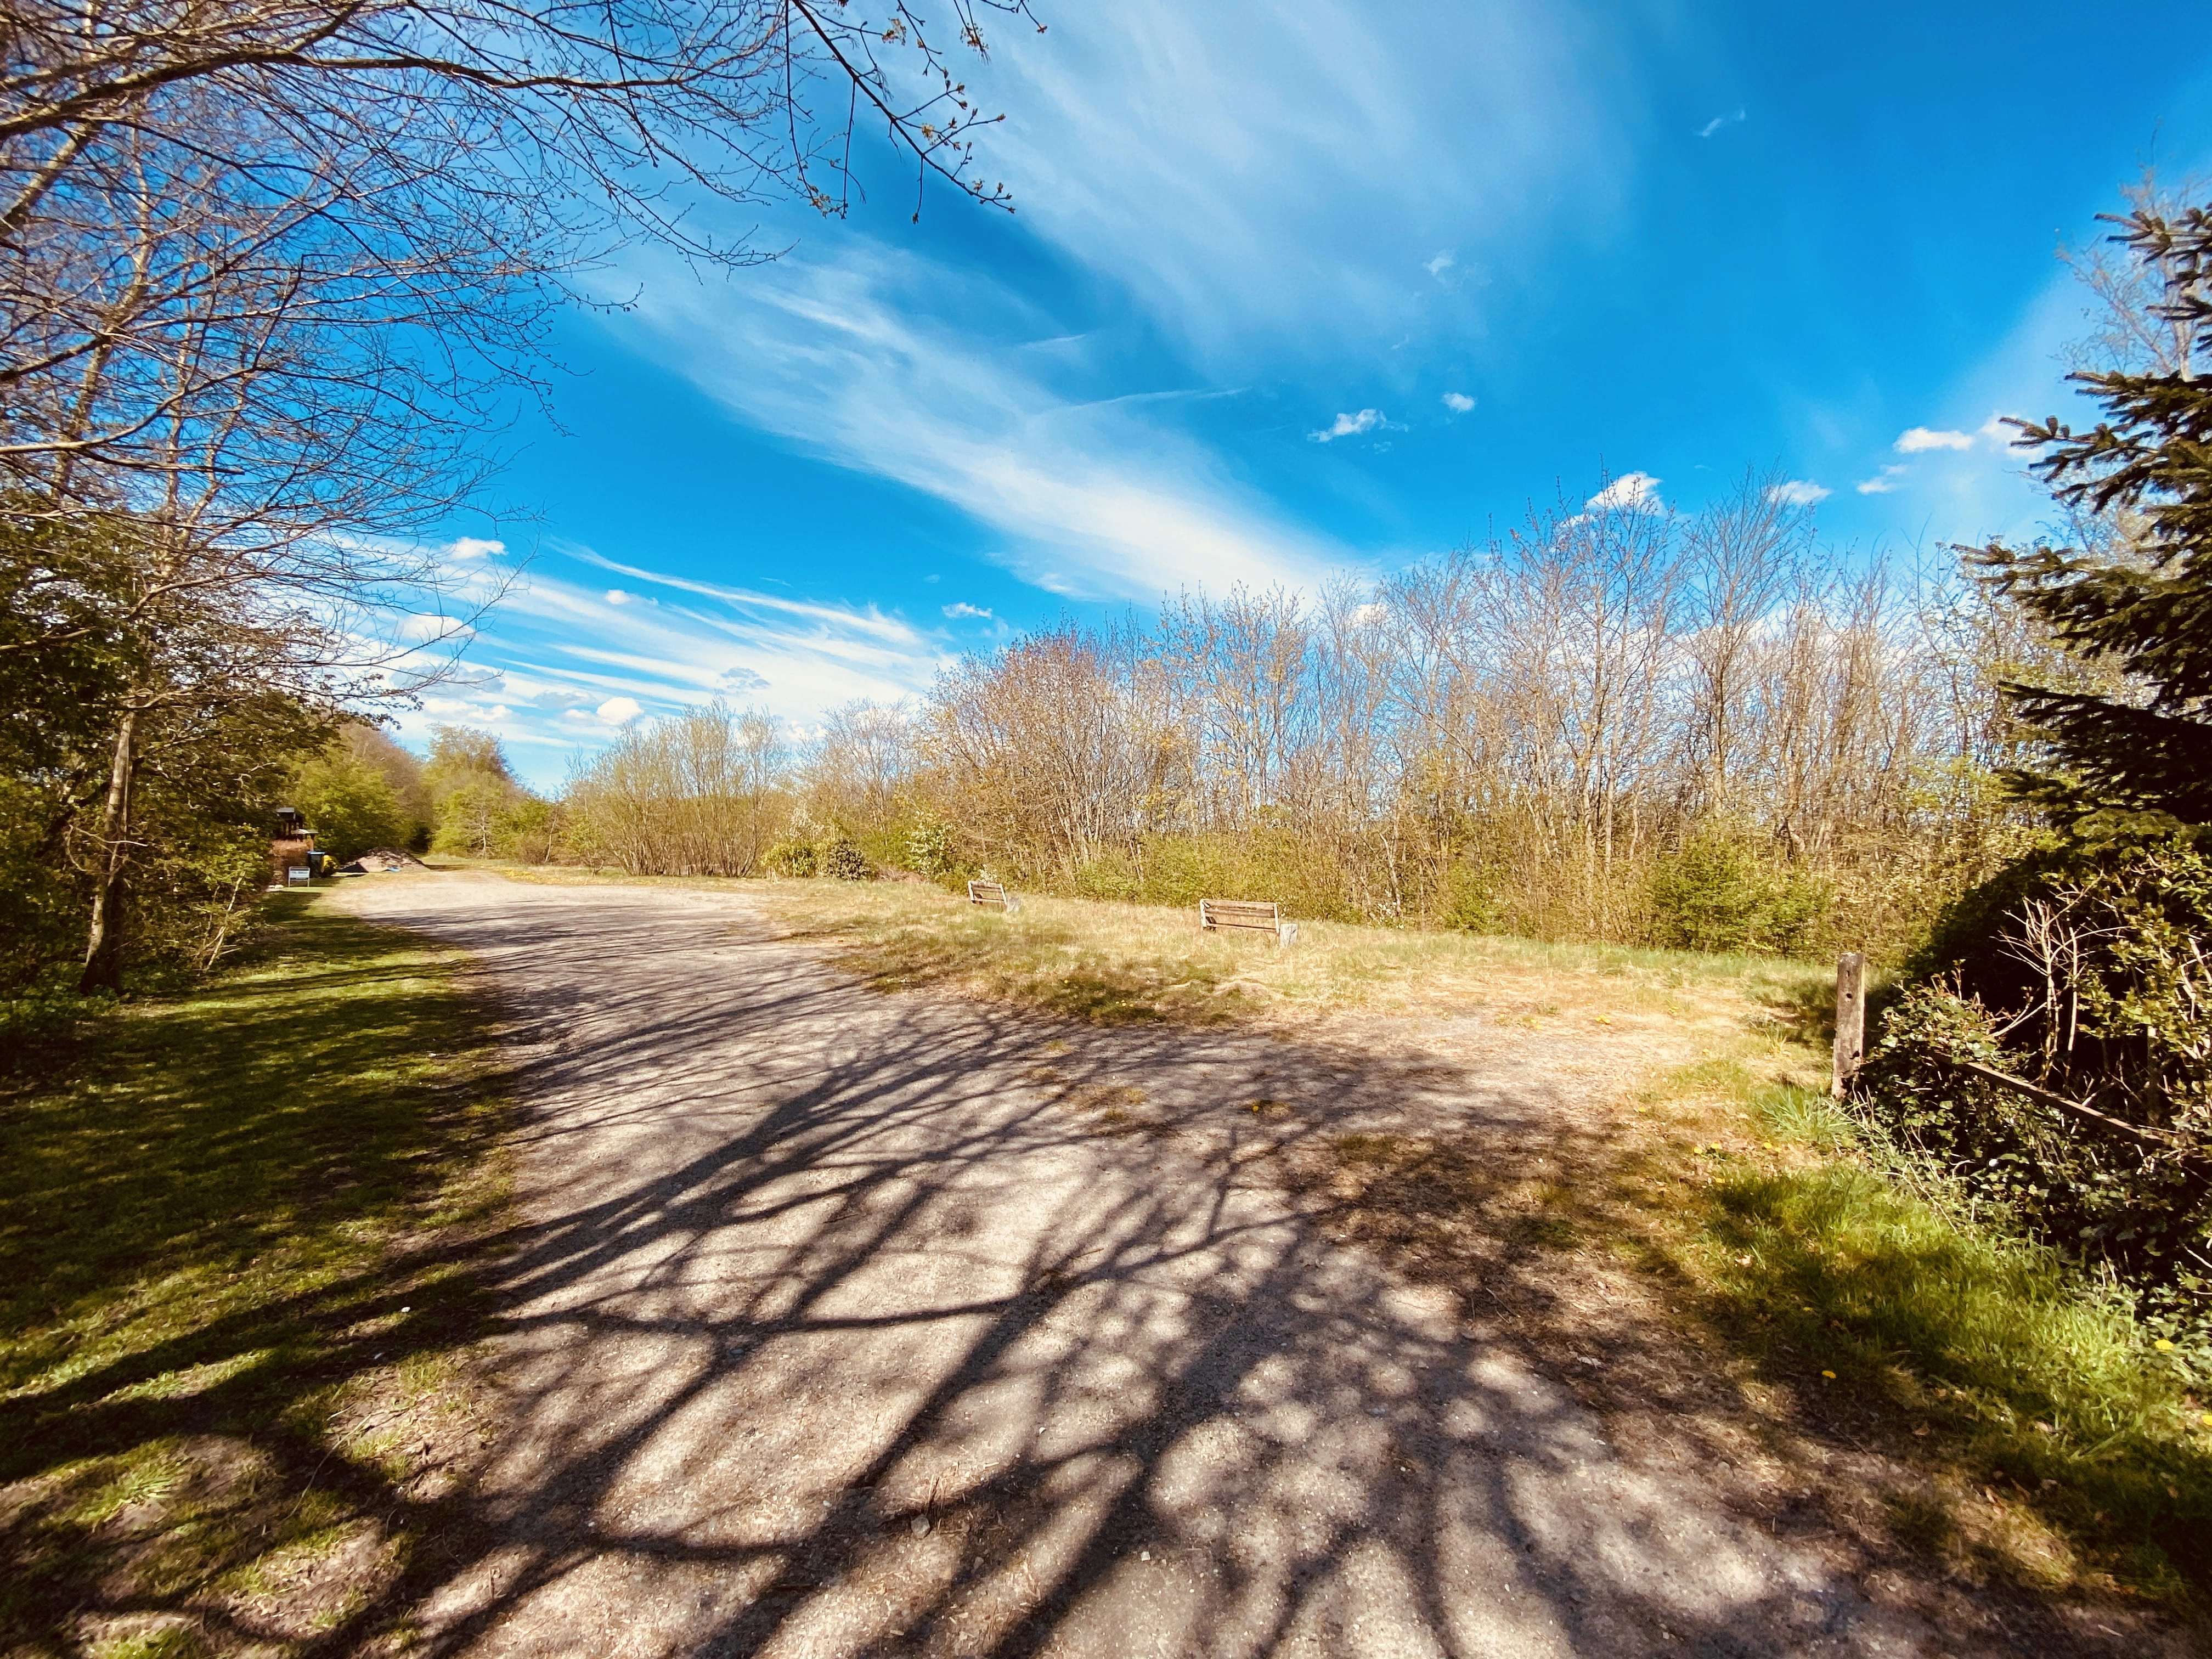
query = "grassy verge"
xmin=0 ymin=893 xmax=511 ymax=1658
xmin=1685 ymin=1079 xmax=2212 ymax=1600
xmin=749 ymin=877 xmax=1833 ymax=1029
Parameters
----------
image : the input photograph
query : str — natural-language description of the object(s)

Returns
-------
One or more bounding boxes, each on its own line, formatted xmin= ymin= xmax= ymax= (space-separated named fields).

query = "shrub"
xmin=1647 ymin=829 xmax=1825 ymax=955
xmin=905 ymin=817 xmax=958 ymax=881
xmin=1855 ymin=834 xmax=2212 ymax=1343
xmin=1440 ymin=861 xmax=1504 ymax=933
xmin=763 ymin=840 xmax=816 ymax=877
xmin=819 ymin=836 xmax=872 ymax=882
xmin=290 ymin=748 xmax=409 ymax=863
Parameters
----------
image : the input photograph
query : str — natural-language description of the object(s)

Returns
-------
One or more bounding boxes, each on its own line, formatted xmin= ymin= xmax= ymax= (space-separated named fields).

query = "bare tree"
xmin=0 ymin=0 xmax=1042 ymax=986
xmin=1677 ymin=467 xmax=1814 ymax=815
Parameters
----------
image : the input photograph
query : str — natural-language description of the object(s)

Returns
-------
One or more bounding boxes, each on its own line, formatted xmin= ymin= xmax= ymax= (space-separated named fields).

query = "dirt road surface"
xmin=334 ymin=872 xmax=2144 ymax=1658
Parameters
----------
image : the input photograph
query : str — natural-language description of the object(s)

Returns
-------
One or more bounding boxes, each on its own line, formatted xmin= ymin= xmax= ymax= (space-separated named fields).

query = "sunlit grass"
xmin=0 ymin=894 xmax=510 ymax=1657
xmin=744 ymin=877 xmax=1833 ymax=1030
xmin=1683 ymin=1083 xmax=2212 ymax=1597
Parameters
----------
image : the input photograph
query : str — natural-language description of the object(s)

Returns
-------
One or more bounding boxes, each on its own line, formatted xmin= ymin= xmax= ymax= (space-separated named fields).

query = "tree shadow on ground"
xmin=5 ymin=883 xmax=2179 ymax=1656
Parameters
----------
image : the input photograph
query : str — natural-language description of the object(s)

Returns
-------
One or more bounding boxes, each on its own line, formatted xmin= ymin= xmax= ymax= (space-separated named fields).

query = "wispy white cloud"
xmin=1310 ymin=408 xmax=1390 ymax=443
xmin=1586 ymin=471 xmax=1662 ymax=510
xmin=620 ymin=249 xmax=1347 ymax=601
xmin=1424 ymin=250 xmax=1457 ymax=279
xmin=968 ymin=0 xmax=1636 ymax=366
xmin=1978 ymin=411 xmax=2028 ymax=446
xmin=942 ymin=601 xmax=994 ymax=619
xmin=397 ymin=613 xmax=474 ymax=642
xmin=1767 ymin=479 xmax=1831 ymax=506
xmin=1696 ymin=108 xmax=1746 ymax=139
xmin=1857 ymin=465 xmax=1910 ymax=495
xmin=1895 ymin=426 xmax=1975 ymax=453
xmin=1441 ymin=391 xmax=1476 ymax=413
xmin=384 ymin=545 xmax=956 ymax=785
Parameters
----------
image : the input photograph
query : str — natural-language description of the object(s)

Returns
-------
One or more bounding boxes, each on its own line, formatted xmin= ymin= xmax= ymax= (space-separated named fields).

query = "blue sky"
xmin=400 ymin=1 xmax=2212 ymax=788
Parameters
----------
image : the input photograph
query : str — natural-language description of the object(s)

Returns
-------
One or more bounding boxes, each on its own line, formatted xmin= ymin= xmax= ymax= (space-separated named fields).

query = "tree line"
xmin=507 ymin=482 xmax=2080 ymax=964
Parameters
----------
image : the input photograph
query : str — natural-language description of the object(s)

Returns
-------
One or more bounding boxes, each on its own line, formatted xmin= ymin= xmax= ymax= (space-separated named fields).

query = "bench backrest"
xmin=1199 ymin=898 xmax=1282 ymax=933
xmin=967 ymin=880 xmax=1009 ymax=908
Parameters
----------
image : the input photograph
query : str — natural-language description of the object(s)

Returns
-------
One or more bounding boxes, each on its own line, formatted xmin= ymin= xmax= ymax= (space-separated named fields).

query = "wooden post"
xmin=1832 ymin=951 xmax=1866 ymax=1097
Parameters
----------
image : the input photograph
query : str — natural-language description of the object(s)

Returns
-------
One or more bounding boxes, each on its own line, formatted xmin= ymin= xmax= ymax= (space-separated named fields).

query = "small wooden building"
xmin=270 ymin=806 xmax=317 ymax=889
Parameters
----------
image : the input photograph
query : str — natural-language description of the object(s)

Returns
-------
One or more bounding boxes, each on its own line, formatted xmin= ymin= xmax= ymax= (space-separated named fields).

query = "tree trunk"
xmin=78 ymin=703 xmax=141 ymax=995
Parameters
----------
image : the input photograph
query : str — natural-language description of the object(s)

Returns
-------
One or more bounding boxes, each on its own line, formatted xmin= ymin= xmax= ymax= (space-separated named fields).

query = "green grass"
xmin=0 ymin=893 xmax=511 ymax=1658
xmin=1693 ymin=1084 xmax=2212 ymax=1597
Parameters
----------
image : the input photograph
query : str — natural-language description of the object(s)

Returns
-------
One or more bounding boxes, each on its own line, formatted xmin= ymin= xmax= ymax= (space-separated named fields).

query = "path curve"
xmin=334 ymin=872 xmax=2041 ymax=1658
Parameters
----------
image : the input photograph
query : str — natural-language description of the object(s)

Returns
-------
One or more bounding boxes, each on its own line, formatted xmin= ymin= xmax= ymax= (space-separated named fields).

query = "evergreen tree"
xmin=1970 ymin=200 xmax=2212 ymax=823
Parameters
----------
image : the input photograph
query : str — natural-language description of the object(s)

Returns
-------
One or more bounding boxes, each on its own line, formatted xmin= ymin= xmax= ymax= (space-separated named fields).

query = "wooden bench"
xmin=967 ymin=880 xmax=1021 ymax=914
xmin=1200 ymin=899 xmax=1293 ymax=945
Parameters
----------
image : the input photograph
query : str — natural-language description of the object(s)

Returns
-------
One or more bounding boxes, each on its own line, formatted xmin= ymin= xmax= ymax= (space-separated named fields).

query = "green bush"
xmin=290 ymin=748 xmax=409 ymax=862
xmin=1647 ymin=829 xmax=1825 ymax=955
xmin=1440 ymin=861 xmax=1504 ymax=933
xmin=1855 ymin=834 xmax=2212 ymax=1344
xmin=905 ymin=817 xmax=958 ymax=881
xmin=819 ymin=836 xmax=872 ymax=882
xmin=763 ymin=840 xmax=816 ymax=877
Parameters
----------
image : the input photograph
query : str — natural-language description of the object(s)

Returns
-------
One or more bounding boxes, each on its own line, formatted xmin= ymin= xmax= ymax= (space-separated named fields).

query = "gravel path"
xmin=334 ymin=872 xmax=2121 ymax=1658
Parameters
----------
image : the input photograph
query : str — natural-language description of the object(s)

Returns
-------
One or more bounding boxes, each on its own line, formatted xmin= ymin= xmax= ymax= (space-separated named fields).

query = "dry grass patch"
xmin=752 ymin=877 xmax=1832 ymax=1033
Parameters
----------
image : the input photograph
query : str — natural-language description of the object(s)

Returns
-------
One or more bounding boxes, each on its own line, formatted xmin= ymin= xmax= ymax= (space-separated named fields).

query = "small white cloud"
xmin=1979 ymin=411 xmax=2027 ymax=445
xmin=1441 ymin=391 xmax=1476 ymax=413
xmin=1767 ymin=479 xmax=1831 ymax=506
xmin=444 ymin=537 xmax=505 ymax=561
xmin=942 ymin=602 xmax=994 ymax=619
xmin=716 ymin=667 xmax=770 ymax=692
xmin=398 ymin=613 xmax=472 ymax=642
xmin=1696 ymin=108 xmax=1746 ymax=139
xmin=1424 ymin=250 xmax=1456 ymax=278
xmin=1857 ymin=465 xmax=1910 ymax=495
xmin=596 ymin=696 xmax=642 ymax=724
xmin=1310 ymin=408 xmax=1389 ymax=443
xmin=1586 ymin=471 xmax=1662 ymax=511
xmin=605 ymin=588 xmax=631 ymax=605
xmin=1895 ymin=426 xmax=1974 ymax=453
